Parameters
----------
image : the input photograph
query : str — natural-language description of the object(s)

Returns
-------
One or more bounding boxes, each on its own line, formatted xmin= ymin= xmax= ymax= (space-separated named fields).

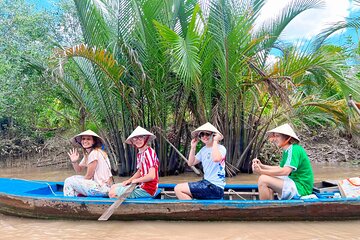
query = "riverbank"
xmin=0 ymin=134 xmax=70 ymax=169
xmin=300 ymin=128 xmax=360 ymax=164
xmin=1 ymin=127 xmax=359 ymax=170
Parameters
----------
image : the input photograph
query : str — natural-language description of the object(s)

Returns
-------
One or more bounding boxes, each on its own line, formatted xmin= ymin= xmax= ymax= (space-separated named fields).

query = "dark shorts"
xmin=188 ymin=179 xmax=224 ymax=199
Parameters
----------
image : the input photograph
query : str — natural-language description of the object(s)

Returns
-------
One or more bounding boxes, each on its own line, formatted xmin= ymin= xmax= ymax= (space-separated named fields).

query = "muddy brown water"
xmin=1 ymin=163 xmax=360 ymax=240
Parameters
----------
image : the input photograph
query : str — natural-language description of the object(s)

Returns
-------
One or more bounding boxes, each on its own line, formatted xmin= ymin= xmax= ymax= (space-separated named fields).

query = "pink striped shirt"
xmin=136 ymin=147 xmax=159 ymax=195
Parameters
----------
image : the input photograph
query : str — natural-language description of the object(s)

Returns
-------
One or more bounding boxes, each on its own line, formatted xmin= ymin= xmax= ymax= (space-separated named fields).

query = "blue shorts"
xmin=188 ymin=179 xmax=224 ymax=199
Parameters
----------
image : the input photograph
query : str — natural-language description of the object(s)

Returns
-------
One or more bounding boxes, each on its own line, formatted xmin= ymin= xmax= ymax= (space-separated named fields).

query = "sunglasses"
xmin=199 ymin=132 xmax=212 ymax=138
xmin=132 ymin=135 xmax=146 ymax=141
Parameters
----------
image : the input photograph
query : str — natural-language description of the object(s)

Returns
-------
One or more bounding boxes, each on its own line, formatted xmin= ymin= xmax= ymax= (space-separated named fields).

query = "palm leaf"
xmin=73 ymin=0 xmax=112 ymax=48
xmin=153 ymin=5 xmax=202 ymax=88
xmin=314 ymin=17 xmax=360 ymax=49
xmin=58 ymin=44 xmax=125 ymax=81
xmin=256 ymin=0 xmax=324 ymax=60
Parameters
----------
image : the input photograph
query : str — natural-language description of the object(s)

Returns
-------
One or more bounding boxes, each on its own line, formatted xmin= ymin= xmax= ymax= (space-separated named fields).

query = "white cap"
xmin=267 ymin=123 xmax=300 ymax=142
xmin=191 ymin=122 xmax=223 ymax=140
xmin=71 ymin=130 xmax=105 ymax=147
xmin=125 ymin=126 xmax=156 ymax=144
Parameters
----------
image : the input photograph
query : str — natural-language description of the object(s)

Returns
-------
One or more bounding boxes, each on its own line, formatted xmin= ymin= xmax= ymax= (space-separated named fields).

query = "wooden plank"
xmin=160 ymin=190 xmax=259 ymax=196
xmin=159 ymin=190 xmax=259 ymax=200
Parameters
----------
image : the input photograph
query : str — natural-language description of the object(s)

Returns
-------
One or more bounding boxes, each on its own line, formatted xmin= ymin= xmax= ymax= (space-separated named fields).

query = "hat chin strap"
xmin=279 ymin=136 xmax=292 ymax=148
xmin=136 ymin=136 xmax=150 ymax=149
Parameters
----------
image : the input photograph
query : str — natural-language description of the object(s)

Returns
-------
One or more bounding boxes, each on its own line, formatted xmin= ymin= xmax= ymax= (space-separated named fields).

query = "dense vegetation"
xmin=1 ymin=0 xmax=360 ymax=176
xmin=0 ymin=0 xmax=76 ymax=138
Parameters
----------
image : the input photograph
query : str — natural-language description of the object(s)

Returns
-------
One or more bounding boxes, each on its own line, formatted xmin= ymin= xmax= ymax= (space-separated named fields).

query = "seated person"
xmin=252 ymin=123 xmax=314 ymax=200
xmin=174 ymin=122 xmax=226 ymax=200
xmin=109 ymin=126 xmax=159 ymax=198
xmin=64 ymin=130 xmax=113 ymax=197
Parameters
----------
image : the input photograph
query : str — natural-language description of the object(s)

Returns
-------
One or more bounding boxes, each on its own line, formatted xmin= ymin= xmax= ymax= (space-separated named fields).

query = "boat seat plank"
xmin=159 ymin=190 xmax=260 ymax=200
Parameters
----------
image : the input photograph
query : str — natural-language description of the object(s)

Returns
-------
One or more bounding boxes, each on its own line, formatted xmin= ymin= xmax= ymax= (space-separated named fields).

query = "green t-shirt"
xmin=280 ymin=144 xmax=314 ymax=196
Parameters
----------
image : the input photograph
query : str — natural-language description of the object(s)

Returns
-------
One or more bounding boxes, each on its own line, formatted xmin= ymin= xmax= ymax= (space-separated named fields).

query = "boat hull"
xmin=1 ymin=178 xmax=360 ymax=221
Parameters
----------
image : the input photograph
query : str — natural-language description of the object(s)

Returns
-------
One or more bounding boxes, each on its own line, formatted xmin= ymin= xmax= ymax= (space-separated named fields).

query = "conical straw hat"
xmin=191 ymin=122 xmax=223 ymax=140
xmin=125 ymin=126 xmax=156 ymax=144
xmin=71 ymin=130 xmax=105 ymax=148
xmin=267 ymin=123 xmax=300 ymax=142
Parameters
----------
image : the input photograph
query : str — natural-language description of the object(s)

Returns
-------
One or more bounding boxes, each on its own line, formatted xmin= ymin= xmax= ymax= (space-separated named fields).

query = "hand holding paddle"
xmin=121 ymin=179 xmax=132 ymax=186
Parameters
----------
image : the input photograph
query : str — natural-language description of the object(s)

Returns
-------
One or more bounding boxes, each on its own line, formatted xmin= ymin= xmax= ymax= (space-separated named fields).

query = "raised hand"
xmin=67 ymin=148 xmax=80 ymax=163
xmin=213 ymin=133 xmax=222 ymax=142
xmin=190 ymin=138 xmax=199 ymax=148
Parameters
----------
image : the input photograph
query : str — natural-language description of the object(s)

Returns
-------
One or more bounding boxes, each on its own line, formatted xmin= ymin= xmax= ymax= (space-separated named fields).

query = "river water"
xmin=1 ymin=163 xmax=360 ymax=240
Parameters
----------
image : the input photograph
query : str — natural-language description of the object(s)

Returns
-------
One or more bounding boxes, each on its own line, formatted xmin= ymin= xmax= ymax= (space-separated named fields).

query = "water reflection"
xmin=1 ymin=163 xmax=360 ymax=240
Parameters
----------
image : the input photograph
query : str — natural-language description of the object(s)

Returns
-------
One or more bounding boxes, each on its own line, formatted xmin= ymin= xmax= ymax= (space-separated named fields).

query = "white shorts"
xmin=63 ymin=175 xmax=110 ymax=197
xmin=276 ymin=176 xmax=299 ymax=200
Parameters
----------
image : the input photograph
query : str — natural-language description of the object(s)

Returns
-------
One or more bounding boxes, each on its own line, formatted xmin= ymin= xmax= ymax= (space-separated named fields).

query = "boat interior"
xmin=0 ymin=178 xmax=343 ymax=202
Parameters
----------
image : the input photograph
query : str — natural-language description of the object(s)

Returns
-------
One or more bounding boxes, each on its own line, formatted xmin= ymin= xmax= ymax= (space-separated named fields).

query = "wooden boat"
xmin=1 ymin=177 xmax=360 ymax=221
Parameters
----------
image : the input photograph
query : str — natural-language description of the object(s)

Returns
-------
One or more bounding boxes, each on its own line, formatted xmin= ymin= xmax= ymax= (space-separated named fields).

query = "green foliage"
xmin=8 ymin=0 xmax=360 ymax=176
xmin=0 ymin=0 xmax=76 ymax=138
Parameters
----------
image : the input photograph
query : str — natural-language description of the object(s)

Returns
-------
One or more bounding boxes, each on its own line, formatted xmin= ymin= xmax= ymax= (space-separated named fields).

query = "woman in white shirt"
xmin=63 ymin=130 xmax=113 ymax=197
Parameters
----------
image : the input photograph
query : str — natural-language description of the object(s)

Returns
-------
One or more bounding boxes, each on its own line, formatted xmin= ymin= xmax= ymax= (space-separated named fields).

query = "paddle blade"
xmin=98 ymin=183 xmax=137 ymax=221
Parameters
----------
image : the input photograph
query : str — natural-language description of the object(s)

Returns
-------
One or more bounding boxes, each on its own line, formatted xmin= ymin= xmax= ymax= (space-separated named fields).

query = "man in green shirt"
xmin=252 ymin=123 xmax=314 ymax=200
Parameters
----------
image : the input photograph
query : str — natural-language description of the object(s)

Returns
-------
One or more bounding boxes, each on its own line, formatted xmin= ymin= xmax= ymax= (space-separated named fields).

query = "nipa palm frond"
xmin=57 ymin=44 xmax=125 ymax=82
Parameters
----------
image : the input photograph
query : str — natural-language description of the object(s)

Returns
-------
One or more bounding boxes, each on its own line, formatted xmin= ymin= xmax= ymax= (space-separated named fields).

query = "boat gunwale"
xmin=1 ymin=178 xmax=359 ymax=206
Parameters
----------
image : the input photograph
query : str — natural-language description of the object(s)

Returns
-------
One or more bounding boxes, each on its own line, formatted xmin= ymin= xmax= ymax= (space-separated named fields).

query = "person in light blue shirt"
xmin=174 ymin=122 xmax=226 ymax=200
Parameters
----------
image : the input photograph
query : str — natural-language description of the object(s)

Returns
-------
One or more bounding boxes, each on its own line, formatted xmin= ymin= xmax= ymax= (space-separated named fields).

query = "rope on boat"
xmin=227 ymin=189 xmax=246 ymax=200
xmin=160 ymin=190 xmax=177 ymax=198
xmin=10 ymin=178 xmax=60 ymax=196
